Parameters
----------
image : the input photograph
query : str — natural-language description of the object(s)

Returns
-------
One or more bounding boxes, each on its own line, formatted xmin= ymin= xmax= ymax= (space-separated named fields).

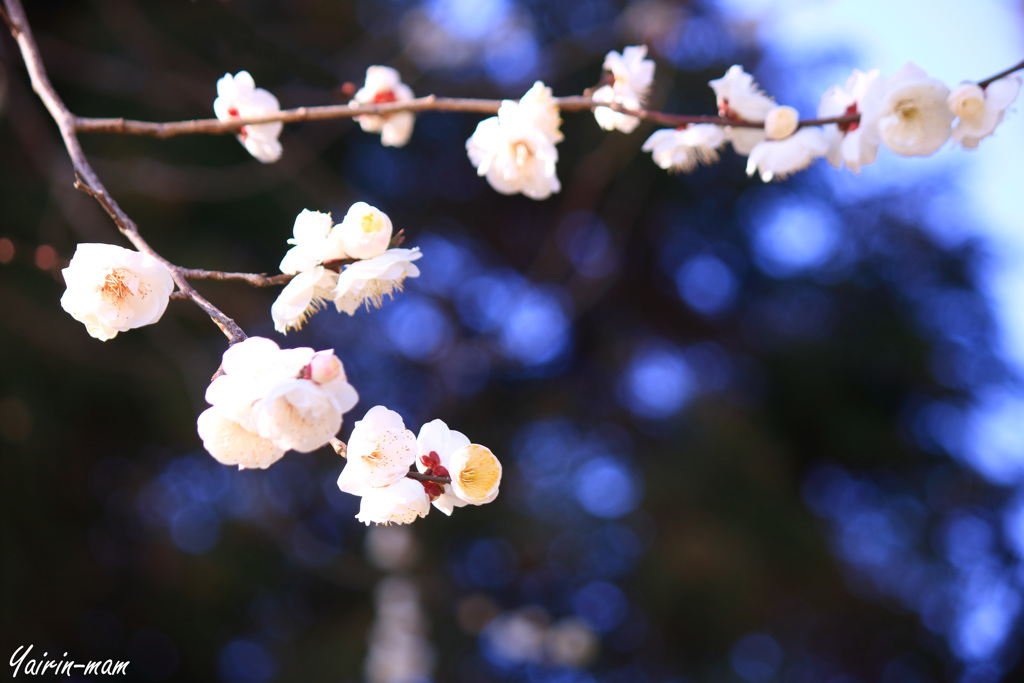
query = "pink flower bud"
xmin=309 ymin=351 xmax=342 ymax=384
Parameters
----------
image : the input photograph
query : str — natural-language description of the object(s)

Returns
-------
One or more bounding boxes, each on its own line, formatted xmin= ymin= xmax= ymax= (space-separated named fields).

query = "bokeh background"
xmin=3 ymin=1 xmax=1024 ymax=682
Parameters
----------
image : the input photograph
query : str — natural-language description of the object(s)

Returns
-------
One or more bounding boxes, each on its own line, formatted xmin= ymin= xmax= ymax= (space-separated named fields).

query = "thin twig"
xmin=67 ymin=55 xmax=1024 ymax=139
xmin=180 ymin=269 xmax=294 ymax=287
xmin=978 ymin=59 xmax=1024 ymax=89
xmin=406 ymin=470 xmax=452 ymax=485
xmin=70 ymin=95 xmax=831 ymax=138
xmin=4 ymin=0 xmax=246 ymax=344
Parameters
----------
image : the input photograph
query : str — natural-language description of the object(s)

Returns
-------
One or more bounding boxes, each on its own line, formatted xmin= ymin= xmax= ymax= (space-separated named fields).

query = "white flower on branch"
xmin=710 ymin=65 xmax=775 ymax=122
xmin=351 ymin=66 xmax=416 ymax=148
xmin=416 ymin=419 xmax=472 ymax=515
xmin=746 ymin=128 xmax=830 ymax=182
xmin=279 ymin=209 xmax=346 ymax=275
xmin=337 ymin=405 xmax=418 ymax=494
xmin=336 ymin=202 xmax=394 ymax=260
xmin=466 ymin=86 xmax=562 ymax=200
xmin=448 ymin=444 xmax=502 ymax=505
xmin=60 ymin=243 xmax=174 ymax=341
xmin=213 ymin=71 xmax=284 ymax=163
xmin=519 ymin=81 xmax=564 ymax=144
xmin=272 ymin=266 xmax=339 ymax=333
xmin=641 ymin=124 xmax=726 ymax=173
xmin=709 ymin=65 xmax=776 ymax=155
xmin=416 ymin=419 xmax=502 ymax=514
xmin=818 ymin=69 xmax=885 ymax=173
xmin=198 ymin=337 xmax=358 ymax=469
xmin=253 ymin=348 xmax=359 ymax=453
xmin=355 ymin=477 xmax=432 ymax=526
xmin=592 ymin=45 xmax=655 ymax=134
xmin=876 ymin=62 xmax=954 ymax=157
xmin=332 ymin=247 xmax=422 ymax=315
xmin=764 ymin=105 xmax=800 ymax=140
xmin=949 ymin=75 xmax=1022 ymax=149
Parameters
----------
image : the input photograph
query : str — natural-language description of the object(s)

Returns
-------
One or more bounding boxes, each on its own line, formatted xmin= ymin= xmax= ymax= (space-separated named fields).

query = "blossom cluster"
xmin=52 ymin=50 xmax=1021 ymax=536
xmin=272 ymin=203 xmax=422 ymax=333
xmin=645 ymin=60 xmax=1021 ymax=181
xmin=338 ymin=406 xmax=502 ymax=525
xmin=196 ymin=337 xmax=359 ymax=469
xmin=209 ymin=53 xmax=1020 ymax=194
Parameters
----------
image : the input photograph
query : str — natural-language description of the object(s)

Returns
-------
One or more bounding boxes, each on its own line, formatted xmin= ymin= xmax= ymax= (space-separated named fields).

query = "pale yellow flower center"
xmin=513 ymin=141 xmax=534 ymax=169
xmin=457 ymin=445 xmax=501 ymax=500
xmin=957 ymin=97 xmax=984 ymax=118
xmin=361 ymin=211 xmax=381 ymax=233
xmin=101 ymin=268 xmax=146 ymax=308
xmin=895 ymin=99 xmax=920 ymax=124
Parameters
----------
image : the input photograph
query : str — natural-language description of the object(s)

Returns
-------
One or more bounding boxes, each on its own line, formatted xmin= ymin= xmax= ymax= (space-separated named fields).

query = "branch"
xmin=62 ymin=57 xmax=1024 ymax=139
xmin=4 ymin=0 xmax=247 ymax=344
xmin=71 ymin=95 xmax=836 ymax=138
xmin=978 ymin=59 xmax=1024 ymax=89
xmin=180 ymin=269 xmax=294 ymax=287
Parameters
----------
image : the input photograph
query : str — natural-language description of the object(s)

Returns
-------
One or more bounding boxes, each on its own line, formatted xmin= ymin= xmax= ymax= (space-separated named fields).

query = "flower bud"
xmin=764 ymin=105 xmax=799 ymax=139
xmin=309 ymin=350 xmax=342 ymax=384
xmin=337 ymin=202 xmax=393 ymax=260
xmin=948 ymin=82 xmax=985 ymax=119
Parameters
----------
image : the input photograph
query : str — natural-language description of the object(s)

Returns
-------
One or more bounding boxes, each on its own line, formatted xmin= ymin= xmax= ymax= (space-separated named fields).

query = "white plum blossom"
xmin=641 ymin=125 xmax=726 ymax=173
xmin=724 ymin=127 xmax=766 ymax=156
xmin=448 ymin=444 xmax=502 ymax=505
xmin=416 ymin=419 xmax=472 ymax=515
xmin=746 ymin=128 xmax=830 ymax=182
xmin=351 ymin=66 xmax=416 ymax=148
xmin=60 ymin=243 xmax=174 ymax=341
xmin=332 ymin=247 xmax=422 ymax=315
xmin=467 ymin=93 xmax=561 ymax=200
xmin=519 ymin=81 xmax=564 ymax=144
xmin=279 ymin=209 xmax=346 ymax=275
xmin=213 ymin=71 xmax=284 ymax=163
xmin=197 ymin=408 xmax=285 ymax=471
xmin=949 ymin=76 xmax=1021 ymax=149
xmin=709 ymin=65 xmax=776 ymax=155
xmin=416 ymin=419 xmax=502 ymax=514
xmin=272 ymin=266 xmax=339 ymax=333
xmin=197 ymin=337 xmax=358 ymax=469
xmin=818 ymin=68 xmax=885 ymax=173
xmin=592 ymin=45 xmax=655 ymax=134
xmin=274 ymin=208 xmax=347 ymax=334
xmin=355 ymin=477 xmax=431 ymax=526
xmin=764 ymin=105 xmax=799 ymax=140
xmin=251 ymin=348 xmax=358 ymax=453
xmin=337 ymin=405 xmax=418 ymax=494
xmin=335 ymin=202 xmax=393 ymax=260
xmin=876 ymin=62 xmax=954 ymax=157
xmin=710 ymin=65 xmax=775 ymax=122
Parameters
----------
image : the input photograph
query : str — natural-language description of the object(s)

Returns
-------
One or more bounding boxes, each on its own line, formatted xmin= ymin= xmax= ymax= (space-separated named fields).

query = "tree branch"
xmin=70 ymin=95 xmax=849 ymax=138
xmin=978 ymin=59 xmax=1024 ymax=89
xmin=4 ymin=0 xmax=247 ymax=345
xmin=179 ymin=269 xmax=294 ymax=287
